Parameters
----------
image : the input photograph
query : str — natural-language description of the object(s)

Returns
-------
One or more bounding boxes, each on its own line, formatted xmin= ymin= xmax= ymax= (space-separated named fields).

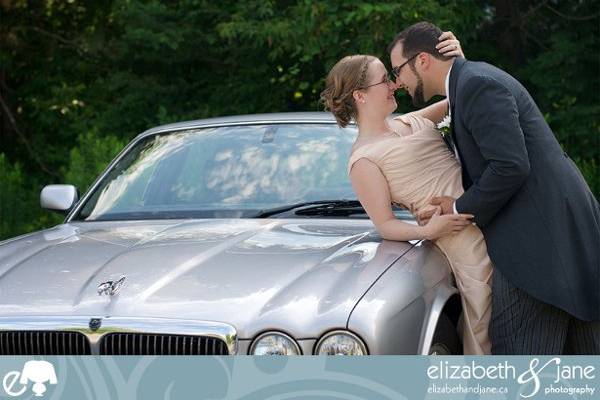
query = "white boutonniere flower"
xmin=436 ymin=115 xmax=451 ymax=137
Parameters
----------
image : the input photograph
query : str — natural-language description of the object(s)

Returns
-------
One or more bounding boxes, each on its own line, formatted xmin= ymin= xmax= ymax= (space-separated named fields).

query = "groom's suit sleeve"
xmin=454 ymin=76 xmax=530 ymax=227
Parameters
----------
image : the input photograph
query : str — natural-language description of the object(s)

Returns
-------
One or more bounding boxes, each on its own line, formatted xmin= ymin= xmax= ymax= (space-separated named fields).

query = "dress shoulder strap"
xmin=394 ymin=113 xmax=436 ymax=132
xmin=347 ymin=145 xmax=380 ymax=176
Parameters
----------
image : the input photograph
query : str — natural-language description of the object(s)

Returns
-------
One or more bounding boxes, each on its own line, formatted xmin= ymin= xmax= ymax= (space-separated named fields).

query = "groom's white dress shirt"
xmin=445 ymin=64 xmax=452 ymax=118
xmin=444 ymin=63 xmax=458 ymax=159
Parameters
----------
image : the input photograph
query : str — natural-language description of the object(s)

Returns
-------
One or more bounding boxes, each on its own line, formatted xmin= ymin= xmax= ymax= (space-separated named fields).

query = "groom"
xmin=388 ymin=22 xmax=600 ymax=354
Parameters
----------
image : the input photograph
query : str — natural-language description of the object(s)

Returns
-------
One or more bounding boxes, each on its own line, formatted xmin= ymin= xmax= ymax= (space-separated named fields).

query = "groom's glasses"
xmin=391 ymin=53 xmax=419 ymax=77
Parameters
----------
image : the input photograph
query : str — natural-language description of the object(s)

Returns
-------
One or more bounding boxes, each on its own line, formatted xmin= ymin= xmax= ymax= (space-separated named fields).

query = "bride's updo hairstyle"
xmin=320 ymin=55 xmax=376 ymax=128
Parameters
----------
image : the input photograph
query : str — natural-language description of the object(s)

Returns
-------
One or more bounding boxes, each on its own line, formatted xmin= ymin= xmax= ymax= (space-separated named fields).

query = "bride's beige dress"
xmin=348 ymin=114 xmax=493 ymax=355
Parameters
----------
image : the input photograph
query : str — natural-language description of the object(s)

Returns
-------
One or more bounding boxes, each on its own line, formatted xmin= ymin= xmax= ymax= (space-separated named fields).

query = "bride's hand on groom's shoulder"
xmin=436 ymin=31 xmax=465 ymax=58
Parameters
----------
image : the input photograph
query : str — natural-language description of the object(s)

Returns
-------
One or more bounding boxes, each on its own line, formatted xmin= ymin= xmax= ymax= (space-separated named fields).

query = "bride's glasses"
xmin=364 ymin=74 xmax=394 ymax=89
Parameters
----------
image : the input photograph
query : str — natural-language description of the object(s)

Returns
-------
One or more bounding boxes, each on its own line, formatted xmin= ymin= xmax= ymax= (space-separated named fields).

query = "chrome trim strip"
xmin=141 ymin=119 xmax=345 ymax=138
xmin=0 ymin=316 xmax=238 ymax=355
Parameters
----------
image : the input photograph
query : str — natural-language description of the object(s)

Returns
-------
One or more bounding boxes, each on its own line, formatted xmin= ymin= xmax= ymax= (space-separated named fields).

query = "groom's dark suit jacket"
xmin=449 ymin=57 xmax=600 ymax=321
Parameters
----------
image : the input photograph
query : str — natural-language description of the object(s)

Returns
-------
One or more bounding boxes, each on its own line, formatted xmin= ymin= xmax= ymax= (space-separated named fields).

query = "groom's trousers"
xmin=489 ymin=268 xmax=600 ymax=355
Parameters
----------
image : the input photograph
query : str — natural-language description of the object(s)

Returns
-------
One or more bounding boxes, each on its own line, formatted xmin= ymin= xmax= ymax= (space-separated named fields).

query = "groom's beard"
xmin=412 ymin=77 xmax=426 ymax=108
xmin=408 ymin=64 xmax=426 ymax=108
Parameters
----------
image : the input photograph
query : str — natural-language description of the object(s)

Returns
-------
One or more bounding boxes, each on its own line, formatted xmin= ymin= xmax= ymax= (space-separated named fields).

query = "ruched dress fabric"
xmin=348 ymin=114 xmax=493 ymax=355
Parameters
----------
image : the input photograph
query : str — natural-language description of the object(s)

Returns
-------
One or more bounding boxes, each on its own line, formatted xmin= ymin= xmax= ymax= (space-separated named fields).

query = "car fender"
xmin=347 ymin=241 xmax=458 ymax=354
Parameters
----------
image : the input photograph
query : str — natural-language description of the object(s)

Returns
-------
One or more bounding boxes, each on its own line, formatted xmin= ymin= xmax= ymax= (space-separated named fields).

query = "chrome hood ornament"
xmin=97 ymin=276 xmax=126 ymax=296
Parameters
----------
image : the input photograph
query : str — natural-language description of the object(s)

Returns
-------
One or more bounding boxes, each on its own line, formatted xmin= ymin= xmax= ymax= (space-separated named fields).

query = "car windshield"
xmin=73 ymin=123 xmax=361 ymax=221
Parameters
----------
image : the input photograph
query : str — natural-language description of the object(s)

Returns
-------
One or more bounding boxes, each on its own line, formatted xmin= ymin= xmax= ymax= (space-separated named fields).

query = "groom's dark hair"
xmin=387 ymin=21 xmax=451 ymax=61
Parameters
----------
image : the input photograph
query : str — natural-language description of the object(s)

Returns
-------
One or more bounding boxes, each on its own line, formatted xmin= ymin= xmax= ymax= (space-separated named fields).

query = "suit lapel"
xmin=448 ymin=58 xmax=473 ymax=189
xmin=448 ymin=57 xmax=466 ymax=132
xmin=442 ymin=132 xmax=454 ymax=154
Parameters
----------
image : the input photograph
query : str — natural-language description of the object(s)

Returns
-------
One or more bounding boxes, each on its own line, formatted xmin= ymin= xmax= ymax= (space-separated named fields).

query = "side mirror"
xmin=40 ymin=185 xmax=79 ymax=212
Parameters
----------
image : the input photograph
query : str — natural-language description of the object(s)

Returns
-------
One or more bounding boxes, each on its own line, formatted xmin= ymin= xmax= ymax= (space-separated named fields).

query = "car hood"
xmin=0 ymin=219 xmax=414 ymax=338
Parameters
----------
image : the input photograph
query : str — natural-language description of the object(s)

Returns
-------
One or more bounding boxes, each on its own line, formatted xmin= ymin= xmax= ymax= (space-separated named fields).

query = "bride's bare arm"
xmin=349 ymin=158 xmax=472 ymax=241
xmin=350 ymin=159 xmax=428 ymax=241
xmin=405 ymin=99 xmax=448 ymax=125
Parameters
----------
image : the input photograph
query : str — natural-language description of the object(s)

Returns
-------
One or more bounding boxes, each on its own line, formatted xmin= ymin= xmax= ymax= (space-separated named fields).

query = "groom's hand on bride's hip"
xmin=418 ymin=196 xmax=462 ymax=225
xmin=430 ymin=196 xmax=457 ymax=215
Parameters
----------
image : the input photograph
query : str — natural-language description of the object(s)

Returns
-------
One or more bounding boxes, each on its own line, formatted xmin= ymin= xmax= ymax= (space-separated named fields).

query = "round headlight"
xmin=249 ymin=332 xmax=301 ymax=355
xmin=314 ymin=331 xmax=368 ymax=355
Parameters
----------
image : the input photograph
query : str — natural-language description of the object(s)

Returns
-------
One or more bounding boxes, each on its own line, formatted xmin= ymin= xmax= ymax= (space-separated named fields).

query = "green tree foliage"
xmin=502 ymin=1 xmax=599 ymax=161
xmin=63 ymin=130 xmax=126 ymax=192
xmin=0 ymin=152 xmax=59 ymax=239
xmin=0 ymin=153 xmax=28 ymax=238
xmin=0 ymin=0 xmax=598 ymax=240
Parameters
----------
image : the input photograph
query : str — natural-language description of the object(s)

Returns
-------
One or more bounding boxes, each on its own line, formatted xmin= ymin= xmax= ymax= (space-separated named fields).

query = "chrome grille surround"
xmin=0 ymin=316 xmax=238 ymax=355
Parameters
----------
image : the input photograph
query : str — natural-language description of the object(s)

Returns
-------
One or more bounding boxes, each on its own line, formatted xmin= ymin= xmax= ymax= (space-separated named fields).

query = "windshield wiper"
xmin=252 ymin=200 xmax=363 ymax=218
xmin=294 ymin=200 xmax=365 ymax=216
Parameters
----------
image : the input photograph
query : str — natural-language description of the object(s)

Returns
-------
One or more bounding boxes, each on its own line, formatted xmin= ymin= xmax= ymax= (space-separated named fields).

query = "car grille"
xmin=99 ymin=333 xmax=229 ymax=355
xmin=0 ymin=331 xmax=92 ymax=355
xmin=0 ymin=317 xmax=236 ymax=355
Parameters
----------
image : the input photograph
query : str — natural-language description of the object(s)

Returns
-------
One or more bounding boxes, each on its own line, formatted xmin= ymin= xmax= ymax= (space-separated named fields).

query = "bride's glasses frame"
xmin=364 ymin=74 xmax=394 ymax=89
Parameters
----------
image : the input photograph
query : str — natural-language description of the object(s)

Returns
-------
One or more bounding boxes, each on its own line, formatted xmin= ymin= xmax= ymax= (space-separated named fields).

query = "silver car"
xmin=0 ymin=113 xmax=461 ymax=355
